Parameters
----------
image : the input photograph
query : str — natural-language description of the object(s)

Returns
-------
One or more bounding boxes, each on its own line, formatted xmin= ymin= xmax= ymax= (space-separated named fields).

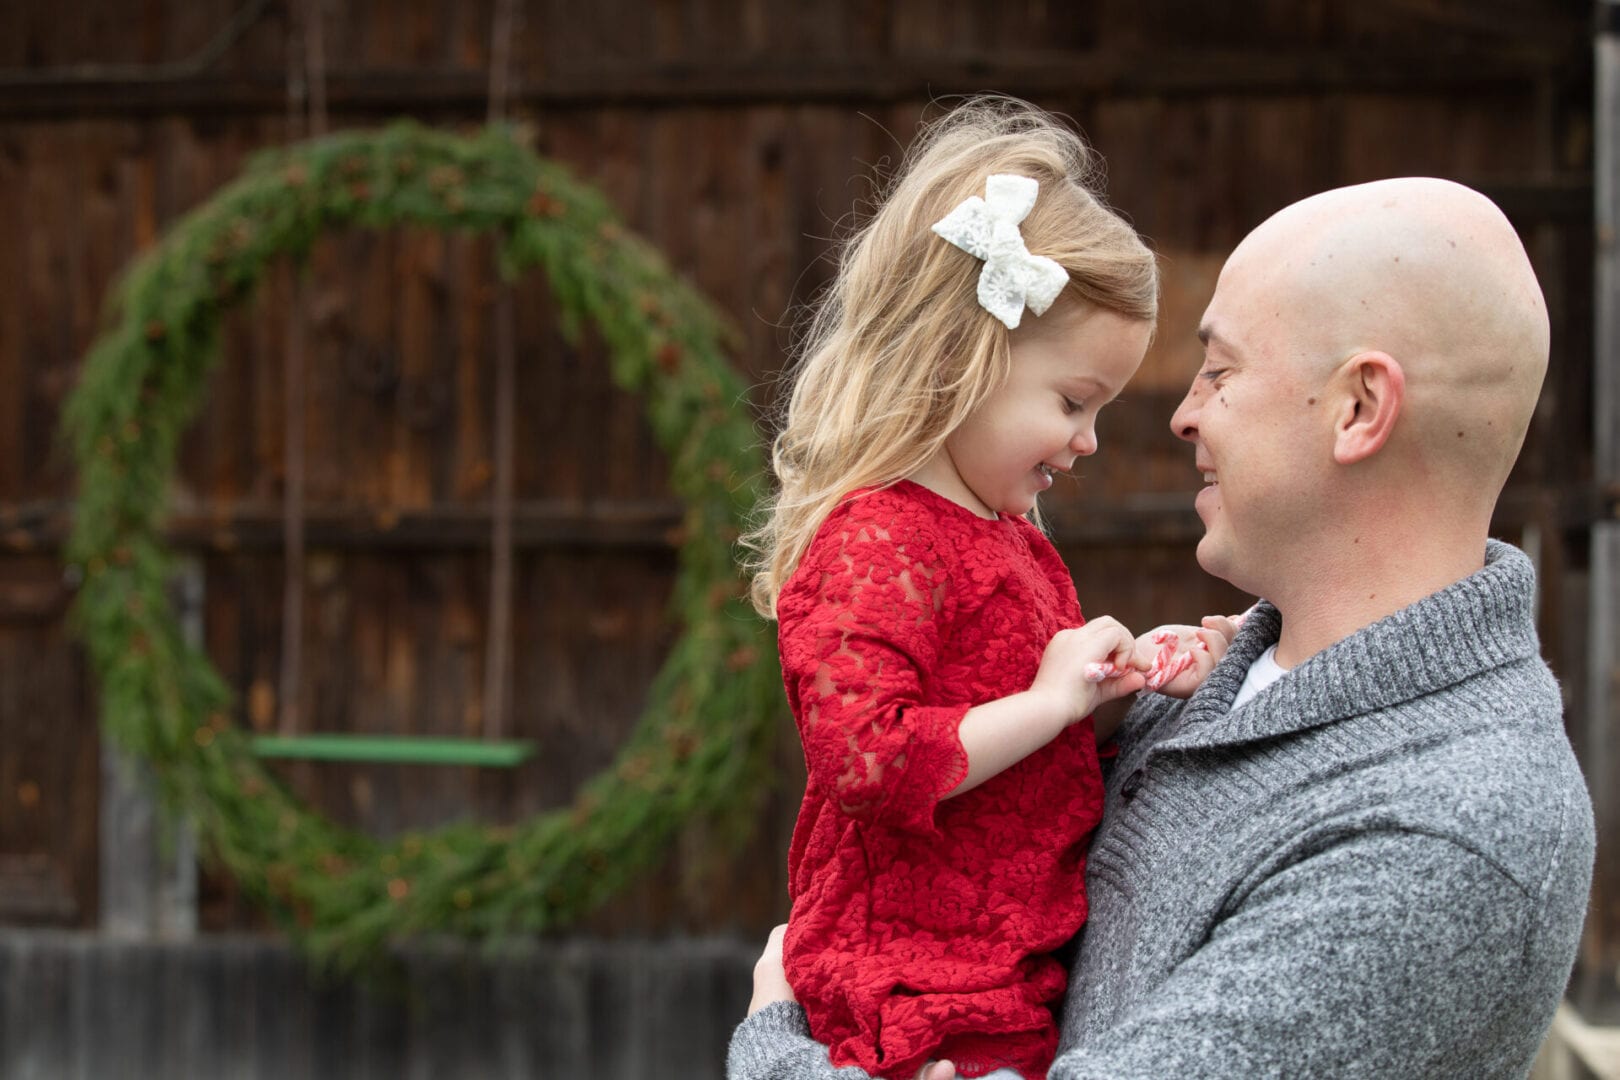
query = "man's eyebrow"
xmin=1197 ymin=324 xmax=1237 ymax=356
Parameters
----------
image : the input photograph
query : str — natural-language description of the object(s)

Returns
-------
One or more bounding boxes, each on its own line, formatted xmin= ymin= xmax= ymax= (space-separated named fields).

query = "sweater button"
xmin=1121 ymin=768 xmax=1145 ymax=800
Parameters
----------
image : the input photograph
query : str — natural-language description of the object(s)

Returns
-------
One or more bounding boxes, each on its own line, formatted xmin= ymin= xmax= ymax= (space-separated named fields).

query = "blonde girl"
xmin=744 ymin=98 xmax=1212 ymax=1080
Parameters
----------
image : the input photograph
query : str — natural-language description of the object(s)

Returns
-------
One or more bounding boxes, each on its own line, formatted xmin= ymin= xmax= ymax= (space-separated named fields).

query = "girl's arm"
xmin=780 ymin=512 xmax=973 ymax=834
xmin=734 ymin=926 xmax=957 ymax=1080
xmin=782 ymin=503 xmax=1163 ymax=824
xmin=946 ymin=616 xmax=1145 ymax=798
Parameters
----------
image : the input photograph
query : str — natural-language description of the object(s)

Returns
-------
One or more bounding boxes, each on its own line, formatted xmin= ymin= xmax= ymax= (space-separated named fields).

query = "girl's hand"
xmin=1132 ymin=624 xmax=1228 ymax=698
xmin=747 ymin=924 xmax=796 ymax=1016
xmin=1031 ymin=616 xmax=1147 ymax=723
xmin=746 ymin=927 xmax=960 ymax=1079
xmin=949 ymin=618 xmax=1142 ymax=799
xmin=1199 ymin=609 xmax=1249 ymax=646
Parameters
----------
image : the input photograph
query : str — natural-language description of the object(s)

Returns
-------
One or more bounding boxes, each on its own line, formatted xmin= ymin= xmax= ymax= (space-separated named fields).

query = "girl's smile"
xmin=910 ymin=300 xmax=1153 ymax=518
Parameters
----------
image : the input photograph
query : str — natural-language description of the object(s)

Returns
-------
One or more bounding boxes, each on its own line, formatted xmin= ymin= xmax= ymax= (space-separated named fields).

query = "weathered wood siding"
xmin=0 ymin=0 xmax=1602 ymax=1007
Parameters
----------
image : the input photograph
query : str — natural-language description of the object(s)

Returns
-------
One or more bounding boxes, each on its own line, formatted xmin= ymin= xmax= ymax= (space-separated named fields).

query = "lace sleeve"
xmin=778 ymin=509 xmax=971 ymax=836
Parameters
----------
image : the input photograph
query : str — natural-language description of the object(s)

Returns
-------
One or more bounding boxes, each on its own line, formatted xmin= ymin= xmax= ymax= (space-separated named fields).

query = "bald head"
xmin=1226 ymin=178 xmax=1549 ymax=495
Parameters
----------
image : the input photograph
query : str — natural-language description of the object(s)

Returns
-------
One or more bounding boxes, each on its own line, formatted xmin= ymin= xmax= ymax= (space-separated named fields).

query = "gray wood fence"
xmin=0 ymin=930 xmax=756 ymax=1079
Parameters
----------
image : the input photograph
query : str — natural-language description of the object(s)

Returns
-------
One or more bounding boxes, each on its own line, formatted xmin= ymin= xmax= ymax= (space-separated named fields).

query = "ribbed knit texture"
xmin=729 ymin=541 xmax=1595 ymax=1080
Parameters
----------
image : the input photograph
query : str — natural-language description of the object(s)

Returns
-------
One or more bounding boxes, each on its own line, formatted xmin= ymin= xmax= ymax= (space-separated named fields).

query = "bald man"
xmin=726 ymin=179 xmax=1595 ymax=1080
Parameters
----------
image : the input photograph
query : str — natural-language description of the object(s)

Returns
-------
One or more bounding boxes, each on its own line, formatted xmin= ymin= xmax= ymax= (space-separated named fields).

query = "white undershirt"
xmin=1231 ymin=644 xmax=1289 ymax=710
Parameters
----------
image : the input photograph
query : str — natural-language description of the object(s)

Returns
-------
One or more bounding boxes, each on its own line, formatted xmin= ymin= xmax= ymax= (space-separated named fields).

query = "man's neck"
xmin=1269 ymin=525 xmax=1491 ymax=669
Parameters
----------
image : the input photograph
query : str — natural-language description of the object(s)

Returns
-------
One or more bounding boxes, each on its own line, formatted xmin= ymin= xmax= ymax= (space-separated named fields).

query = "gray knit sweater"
xmin=727 ymin=540 xmax=1595 ymax=1079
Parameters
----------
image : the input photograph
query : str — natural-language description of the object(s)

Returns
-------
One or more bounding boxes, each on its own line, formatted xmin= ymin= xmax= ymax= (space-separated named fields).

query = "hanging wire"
xmin=482 ymin=0 xmax=522 ymax=740
xmin=278 ymin=0 xmax=328 ymax=735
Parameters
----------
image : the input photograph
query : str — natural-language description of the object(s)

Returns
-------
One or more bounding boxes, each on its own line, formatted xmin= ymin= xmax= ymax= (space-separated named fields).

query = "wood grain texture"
xmin=0 ymin=2 xmax=1598 ymax=961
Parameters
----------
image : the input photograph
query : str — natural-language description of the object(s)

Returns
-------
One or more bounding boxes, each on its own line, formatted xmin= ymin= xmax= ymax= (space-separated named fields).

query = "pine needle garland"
xmin=64 ymin=122 xmax=783 ymax=974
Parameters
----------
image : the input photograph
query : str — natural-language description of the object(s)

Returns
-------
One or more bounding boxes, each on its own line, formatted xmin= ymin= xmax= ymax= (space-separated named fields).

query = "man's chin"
xmin=1195 ymin=533 xmax=1236 ymax=586
xmin=1196 ymin=535 xmax=1269 ymax=602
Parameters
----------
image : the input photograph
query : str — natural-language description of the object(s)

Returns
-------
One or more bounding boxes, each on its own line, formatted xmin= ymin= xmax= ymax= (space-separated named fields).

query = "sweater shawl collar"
xmin=1157 ymin=540 xmax=1543 ymax=752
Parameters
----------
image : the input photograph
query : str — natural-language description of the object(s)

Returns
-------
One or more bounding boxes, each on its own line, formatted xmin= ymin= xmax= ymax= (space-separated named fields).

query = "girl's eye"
xmin=1063 ymin=396 xmax=1086 ymax=414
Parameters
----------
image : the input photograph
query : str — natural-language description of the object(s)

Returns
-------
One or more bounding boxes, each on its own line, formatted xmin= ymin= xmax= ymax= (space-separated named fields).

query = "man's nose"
xmin=1170 ymin=388 xmax=1199 ymax=443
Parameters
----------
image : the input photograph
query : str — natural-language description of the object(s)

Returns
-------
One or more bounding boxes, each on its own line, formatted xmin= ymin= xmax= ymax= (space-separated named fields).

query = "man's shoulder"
xmin=1390 ymin=652 xmax=1570 ymax=797
xmin=1328 ymin=658 xmax=1591 ymax=894
xmin=1132 ymin=651 xmax=1591 ymax=893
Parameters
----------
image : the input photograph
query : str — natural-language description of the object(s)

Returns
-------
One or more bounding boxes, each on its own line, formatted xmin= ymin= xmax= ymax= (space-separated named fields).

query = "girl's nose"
xmin=1071 ymin=426 xmax=1098 ymax=456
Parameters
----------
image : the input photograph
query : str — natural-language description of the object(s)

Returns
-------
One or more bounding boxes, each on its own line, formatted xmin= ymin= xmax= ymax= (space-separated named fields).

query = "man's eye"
xmin=1199 ymin=368 xmax=1226 ymax=383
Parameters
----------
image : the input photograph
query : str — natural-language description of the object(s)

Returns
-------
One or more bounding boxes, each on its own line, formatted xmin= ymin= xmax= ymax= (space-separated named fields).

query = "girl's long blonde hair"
xmin=744 ymin=97 xmax=1159 ymax=618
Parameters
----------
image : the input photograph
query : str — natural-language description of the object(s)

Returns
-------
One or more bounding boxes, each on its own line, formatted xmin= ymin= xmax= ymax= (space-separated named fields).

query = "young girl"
xmin=744 ymin=100 xmax=1217 ymax=1080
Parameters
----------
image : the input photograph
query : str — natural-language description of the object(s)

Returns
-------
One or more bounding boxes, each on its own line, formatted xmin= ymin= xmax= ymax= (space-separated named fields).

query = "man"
xmin=727 ymin=177 xmax=1596 ymax=1079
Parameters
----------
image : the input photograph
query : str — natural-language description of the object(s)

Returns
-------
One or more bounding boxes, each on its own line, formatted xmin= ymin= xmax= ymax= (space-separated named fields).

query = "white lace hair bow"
xmin=930 ymin=174 xmax=1070 ymax=330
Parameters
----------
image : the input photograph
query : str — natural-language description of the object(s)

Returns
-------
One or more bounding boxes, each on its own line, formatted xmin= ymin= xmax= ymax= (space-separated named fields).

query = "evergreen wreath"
xmin=64 ymin=122 xmax=782 ymax=973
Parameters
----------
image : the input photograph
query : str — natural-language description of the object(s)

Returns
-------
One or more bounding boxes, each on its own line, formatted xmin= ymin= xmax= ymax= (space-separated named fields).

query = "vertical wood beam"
xmin=1578 ymin=0 xmax=1620 ymax=1023
xmin=483 ymin=0 xmax=521 ymax=741
xmin=98 ymin=558 xmax=200 ymax=939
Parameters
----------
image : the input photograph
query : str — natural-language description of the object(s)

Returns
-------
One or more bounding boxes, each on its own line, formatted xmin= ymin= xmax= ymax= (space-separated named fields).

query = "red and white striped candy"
xmin=1143 ymin=630 xmax=1208 ymax=691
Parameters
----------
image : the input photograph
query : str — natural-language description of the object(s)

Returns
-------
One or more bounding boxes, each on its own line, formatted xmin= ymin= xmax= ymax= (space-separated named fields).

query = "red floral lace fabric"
xmin=778 ymin=481 xmax=1104 ymax=1080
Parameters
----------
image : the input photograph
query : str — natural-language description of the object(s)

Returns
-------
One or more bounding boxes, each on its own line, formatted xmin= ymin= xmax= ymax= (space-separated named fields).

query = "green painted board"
xmin=249 ymin=734 xmax=536 ymax=767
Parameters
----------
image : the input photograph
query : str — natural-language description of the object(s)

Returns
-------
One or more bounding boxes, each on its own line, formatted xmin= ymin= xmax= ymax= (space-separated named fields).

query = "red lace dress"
xmin=778 ymin=480 xmax=1105 ymax=1080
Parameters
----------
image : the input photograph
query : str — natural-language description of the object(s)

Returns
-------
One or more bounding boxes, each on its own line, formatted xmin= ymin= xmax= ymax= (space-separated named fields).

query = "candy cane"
xmin=1143 ymin=630 xmax=1208 ymax=691
xmin=1083 ymin=661 xmax=1129 ymax=683
xmin=1085 ymin=631 xmax=1209 ymax=689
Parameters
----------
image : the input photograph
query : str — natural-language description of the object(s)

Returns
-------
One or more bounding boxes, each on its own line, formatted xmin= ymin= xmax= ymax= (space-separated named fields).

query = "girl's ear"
xmin=1332 ymin=351 xmax=1405 ymax=465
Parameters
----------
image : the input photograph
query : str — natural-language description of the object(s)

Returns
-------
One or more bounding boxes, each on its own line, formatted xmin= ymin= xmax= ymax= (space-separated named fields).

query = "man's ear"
xmin=1332 ymin=351 xmax=1405 ymax=465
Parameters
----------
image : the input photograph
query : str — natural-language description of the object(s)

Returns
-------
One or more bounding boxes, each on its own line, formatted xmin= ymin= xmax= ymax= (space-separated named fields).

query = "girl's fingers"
xmin=1196 ymin=627 xmax=1230 ymax=663
xmin=1091 ymin=666 xmax=1146 ymax=705
xmin=1132 ymin=625 xmax=1215 ymax=692
xmin=1084 ymin=645 xmax=1140 ymax=683
xmin=1078 ymin=621 xmax=1224 ymax=692
xmin=1112 ymin=631 xmax=1138 ymax=668
xmin=1082 ymin=661 xmax=1121 ymax=682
